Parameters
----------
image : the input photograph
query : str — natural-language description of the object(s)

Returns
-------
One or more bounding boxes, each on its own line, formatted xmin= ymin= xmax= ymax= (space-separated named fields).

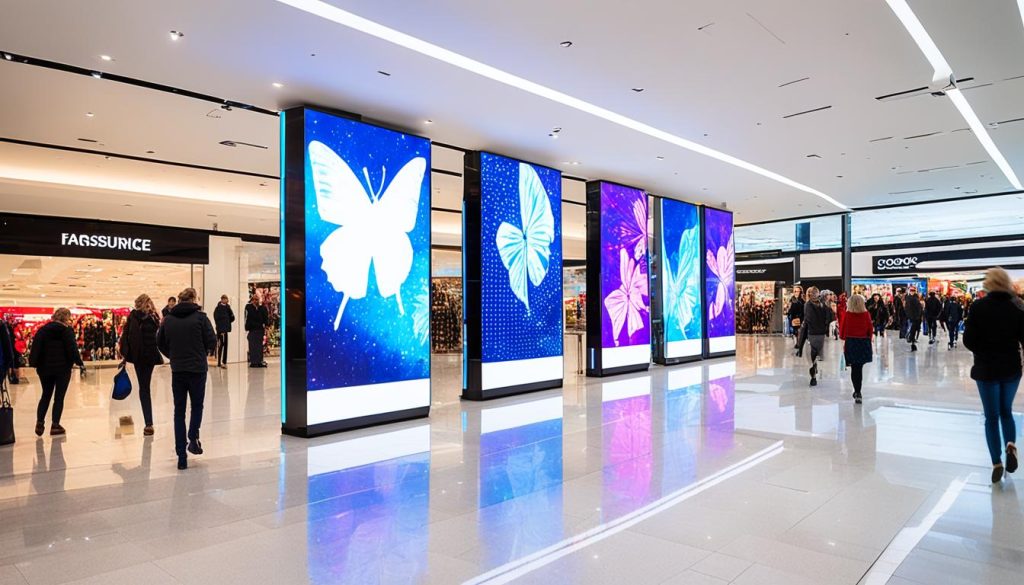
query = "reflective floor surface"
xmin=0 ymin=335 xmax=1021 ymax=584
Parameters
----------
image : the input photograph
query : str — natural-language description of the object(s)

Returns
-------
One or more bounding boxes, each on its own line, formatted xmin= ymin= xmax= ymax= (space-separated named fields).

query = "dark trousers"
xmin=171 ymin=371 xmax=207 ymax=456
xmin=976 ymin=376 xmax=1021 ymax=465
xmin=135 ymin=363 xmax=155 ymax=427
xmin=908 ymin=319 xmax=922 ymax=344
xmin=850 ymin=363 xmax=863 ymax=393
xmin=36 ymin=369 xmax=72 ymax=425
xmin=948 ymin=320 xmax=960 ymax=346
xmin=216 ymin=332 xmax=229 ymax=366
xmin=874 ymin=322 xmax=885 ymax=336
xmin=247 ymin=329 xmax=264 ymax=365
xmin=927 ymin=318 xmax=938 ymax=340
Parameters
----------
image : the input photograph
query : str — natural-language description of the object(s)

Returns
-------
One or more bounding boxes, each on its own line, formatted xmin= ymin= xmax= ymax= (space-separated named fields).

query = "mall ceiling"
xmin=1 ymin=0 xmax=1022 ymax=232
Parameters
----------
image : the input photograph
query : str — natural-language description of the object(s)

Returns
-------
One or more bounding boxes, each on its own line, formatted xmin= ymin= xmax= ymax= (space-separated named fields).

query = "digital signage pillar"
xmin=462 ymin=151 xmax=564 ymax=400
xmin=586 ymin=181 xmax=651 ymax=377
xmin=281 ymin=107 xmax=432 ymax=437
xmin=652 ymin=197 xmax=703 ymax=365
xmin=702 ymin=206 xmax=736 ymax=357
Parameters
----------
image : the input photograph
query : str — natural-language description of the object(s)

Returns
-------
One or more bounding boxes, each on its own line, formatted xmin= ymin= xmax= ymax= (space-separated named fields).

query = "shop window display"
xmin=248 ymin=281 xmax=281 ymax=356
xmin=3 ymin=307 xmax=128 ymax=363
xmin=564 ymin=266 xmax=586 ymax=333
xmin=430 ymin=277 xmax=462 ymax=354
xmin=735 ymin=282 xmax=776 ymax=334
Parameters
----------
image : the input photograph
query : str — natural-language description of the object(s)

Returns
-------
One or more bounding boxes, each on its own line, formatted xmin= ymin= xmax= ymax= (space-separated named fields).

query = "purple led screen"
xmin=600 ymin=183 xmax=650 ymax=349
xmin=703 ymin=207 xmax=734 ymax=339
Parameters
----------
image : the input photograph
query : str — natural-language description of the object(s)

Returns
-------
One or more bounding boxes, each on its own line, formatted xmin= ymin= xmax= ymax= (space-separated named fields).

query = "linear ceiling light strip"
xmin=886 ymin=0 xmax=1022 ymax=190
xmin=274 ymin=0 xmax=849 ymax=210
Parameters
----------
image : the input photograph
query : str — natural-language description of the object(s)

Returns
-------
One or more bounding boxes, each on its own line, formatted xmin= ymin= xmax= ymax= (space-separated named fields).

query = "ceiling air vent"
xmin=903 ymin=131 xmax=943 ymax=140
xmin=875 ymin=77 xmax=973 ymax=102
xmin=782 ymin=105 xmax=832 ymax=119
xmin=219 ymin=140 xmax=268 ymax=150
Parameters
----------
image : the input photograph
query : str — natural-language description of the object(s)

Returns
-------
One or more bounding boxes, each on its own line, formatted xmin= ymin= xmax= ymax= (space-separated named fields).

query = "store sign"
xmin=0 ymin=214 xmax=208 ymax=264
xmin=873 ymin=254 xmax=919 ymax=273
xmin=736 ymin=261 xmax=795 ymax=283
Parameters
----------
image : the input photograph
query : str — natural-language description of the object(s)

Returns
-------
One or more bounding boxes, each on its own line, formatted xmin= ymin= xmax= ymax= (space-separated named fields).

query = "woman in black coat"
xmin=119 ymin=294 xmax=164 ymax=435
xmin=29 ymin=308 xmax=84 ymax=436
xmin=963 ymin=268 xmax=1024 ymax=484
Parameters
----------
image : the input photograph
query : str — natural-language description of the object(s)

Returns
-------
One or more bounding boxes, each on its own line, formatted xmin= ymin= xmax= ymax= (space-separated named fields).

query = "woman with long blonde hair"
xmin=119 ymin=293 xmax=164 ymax=435
xmin=964 ymin=268 xmax=1024 ymax=484
xmin=839 ymin=294 xmax=873 ymax=404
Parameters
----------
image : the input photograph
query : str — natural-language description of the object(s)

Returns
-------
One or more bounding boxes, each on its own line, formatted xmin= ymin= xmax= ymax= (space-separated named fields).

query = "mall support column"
xmin=280 ymin=106 xmax=432 ymax=437
xmin=204 ymin=236 xmax=244 ymax=364
xmin=841 ymin=212 xmax=852 ymax=295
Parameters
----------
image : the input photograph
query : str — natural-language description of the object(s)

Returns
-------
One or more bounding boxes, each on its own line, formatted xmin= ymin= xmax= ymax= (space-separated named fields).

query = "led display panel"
xmin=282 ymin=107 xmax=431 ymax=436
xmin=653 ymin=198 xmax=703 ymax=363
xmin=463 ymin=151 xmax=563 ymax=400
xmin=703 ymin=206 xmax=736 ymax=356
xmin=585 ymin=181 xmax=651 ymax=376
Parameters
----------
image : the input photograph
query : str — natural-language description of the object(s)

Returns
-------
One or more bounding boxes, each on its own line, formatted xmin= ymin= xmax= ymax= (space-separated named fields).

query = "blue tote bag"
xmin=112 ymin=366 xmax=133 ymax=400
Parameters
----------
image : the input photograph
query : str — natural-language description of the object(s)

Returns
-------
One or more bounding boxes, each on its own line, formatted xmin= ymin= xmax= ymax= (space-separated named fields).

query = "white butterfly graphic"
xmin=662 ymin=223 xmax=700 ymax=337
xmin=604 ymin=247 xmax=648 ymax=345
xmin=706 ymin=233 xmax=735 ymax=320
xmin=495 ymin=163 xmax=555 ymax=312
xmin=308 ymin=140 xmax=426 ymax=330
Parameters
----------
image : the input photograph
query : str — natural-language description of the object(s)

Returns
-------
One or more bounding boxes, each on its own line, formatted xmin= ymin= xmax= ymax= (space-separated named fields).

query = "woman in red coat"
xmin=839 ymin=293 xmax=873 ymax=404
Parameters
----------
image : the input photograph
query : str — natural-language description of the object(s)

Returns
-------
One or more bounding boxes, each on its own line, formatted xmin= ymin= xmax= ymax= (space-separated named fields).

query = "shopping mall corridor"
xmin=0 ymin=335 xmax=1020 ymax=585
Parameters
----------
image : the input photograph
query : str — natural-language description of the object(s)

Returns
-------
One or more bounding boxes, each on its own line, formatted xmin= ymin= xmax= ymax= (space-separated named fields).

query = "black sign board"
xmin=0 ymin=214 xmax=209 ymax=264
xmin=872 ymin=245 xmax=1024 ymax=274
xmin=736 ymin=261 xmax=794 ymax=283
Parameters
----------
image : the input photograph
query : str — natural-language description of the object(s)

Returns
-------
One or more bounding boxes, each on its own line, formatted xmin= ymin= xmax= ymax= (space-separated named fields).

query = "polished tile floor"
xmin=0 ymin=334 xmax=1020 ymax=584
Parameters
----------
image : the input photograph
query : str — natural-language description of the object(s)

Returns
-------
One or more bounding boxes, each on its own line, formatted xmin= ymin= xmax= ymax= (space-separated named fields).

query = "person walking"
xmin=925 ymin=291 xmax=942 ymax=344
xmin=119 ymin=294 xmax=164 ymax=436
xmin=157 ymin=288 xmax=216 ymax=470
xmin=161 ymin=296 xmax=177 ymax=320
xmin=894 ymin=289 xmax=907 ymax=339
xmin=212 ymin=295 xmax=235 ymax=369
xmin=942 ymin=295 xmax=964 ymax=349
xmin=904 ymin=287 xmax=924 ymax=351
xmin=869 ymin=293 xmax=889 ymax=338
xmin=787 ymin=290 xmax=804 ymax=340
xmin=839 ymin=294 xmax=873 ymax=404
xmin=963 ymin=268 xmax=1024 ymax=484
xmin=802 ymin=287 xmax=834 ymax=387
xmin=244 ymin=295 xmax=269 ymax=368
xmin=29 ymin=308 xmax=84 ymax=436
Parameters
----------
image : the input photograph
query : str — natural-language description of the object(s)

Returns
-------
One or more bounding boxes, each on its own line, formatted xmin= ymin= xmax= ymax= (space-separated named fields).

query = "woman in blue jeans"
xmin=963 ymin=267 xmax=1024 ymax=484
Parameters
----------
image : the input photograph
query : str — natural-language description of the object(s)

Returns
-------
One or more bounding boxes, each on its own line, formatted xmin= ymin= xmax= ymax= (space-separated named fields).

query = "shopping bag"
xmin=111 ymin=365 xmax=132 ymax=401
xmin=0 ymin=380 xmax=14 ymax=446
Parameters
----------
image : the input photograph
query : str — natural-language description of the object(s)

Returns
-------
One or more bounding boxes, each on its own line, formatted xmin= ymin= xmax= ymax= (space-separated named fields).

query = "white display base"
xmin=708 ymin=361 xmax=737 ymax=380
xmin=600 ymin=344 xmax=651 ymax=370
xmin=307 ymin=424 xmax=430 ymax=475
xmin=601 ymin=376 xmax=652 ymax=402
xmin=480 ymin=397 xmax=563 ymax=434
xmin=667 ymin=365 xmax=704 ymax=389
xmin=482 ymin=356 xmax=563 ymax=391
xmin=708 ymin=335 xmax=736 ymax=354
xmin=307 ymin=377 xmax=430 ymax=426
xmin=666 ymin=339 xmax=702 ymax=360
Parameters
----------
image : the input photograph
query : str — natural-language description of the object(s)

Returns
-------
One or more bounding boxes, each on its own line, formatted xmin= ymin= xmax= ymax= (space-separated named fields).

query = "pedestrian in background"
xmin=119 ymin=294 xmax=163 ymax=436
xmin=161 ymin=296 xmax=177 ymax=320
xmin=840 ymin=294 xmax=873 ymax=404
xmin=963 ymin=267 xmax=1024 ymax=484
xmin=904 ymin=286 xmax=924 ymax=351
xmin=802 ymin=287 xmax=834 ymax=387
xmin=29 ymin=308 xmax=84 ymax=436
xmin=213 ymin=295 xmax=235 ymax=369
xmin=244 ymin=295 xmax=269 ymax=368
xmin=158 ymin=288 xmax=216 ymax=470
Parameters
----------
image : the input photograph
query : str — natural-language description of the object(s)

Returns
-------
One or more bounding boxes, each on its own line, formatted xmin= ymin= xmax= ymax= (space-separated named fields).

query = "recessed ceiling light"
xmin=424 ymin=119 xmax=433 ymax=124
xmin=85 ymin=112 xmax=95 ymax=117
xmin=656 ymin=156 xmax=665 ymax=160
xmin=2 ymin=53 xmax=10 ymax=61
xmin=377 ymin=70 xmax=391 ymax=76
xmin=274 ymin=0 xmax=850 ymax=210
xmin=145 ymin=150 xmax=155 ymax=154
xmin=91 ymin=72 xmax=102 ymax=79
xmin=631 ymin=88 xmax=645 ymax=93
xmin=169 ymin=30 xmax=184 ymax=41
xmin=559 ymin=41 xmax=573 ymax=48
xmin=272 ymin=82 xmax=284 ymax=88
xmin=99 ymin=55 xmax=113 ymax=61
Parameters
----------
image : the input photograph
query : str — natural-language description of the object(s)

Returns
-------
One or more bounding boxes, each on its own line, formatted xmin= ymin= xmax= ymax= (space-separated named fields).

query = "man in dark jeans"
xmin=904 ymin=287 xmax=924 ymax=351
xmin=158 ymin=288 xmax=216 ymax=470
xmin=212 ymin=295 xmax=235 ymax=369
xmin=244 ymin=295 xmax=269 ymax=368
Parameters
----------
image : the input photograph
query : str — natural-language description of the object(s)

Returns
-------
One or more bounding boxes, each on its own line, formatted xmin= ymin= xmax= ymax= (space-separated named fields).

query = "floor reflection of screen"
xmin=662 ymin=368 xmax=703 ymax=493
xmin=307 ymin=426 xmax=430 ymax=585
xmin=704 ymin=369 xmax=736 ymax=452
xmin=478 ymin=398 xmax=564 ymax=566
xmin=602 ymin=391 xmax=653 ymax=519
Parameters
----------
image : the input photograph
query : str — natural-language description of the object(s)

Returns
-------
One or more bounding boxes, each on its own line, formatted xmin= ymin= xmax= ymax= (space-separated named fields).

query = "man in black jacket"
xmin=925 ymin=291 xmax=943 ymax=344
xmin=161 ymin=296 xmax=176 ymax=320
xmin=212 ymin=295 xmax=235 ymax=369
xmin=904 ymin=287 xmax=924 ymax=351
xmin=942 ymin=296 xmax=965 ymax=349
xmin=245 ymin=295 xmax=269 ymax=368
xmin=158 ymin=288 xmax=216 ymax=470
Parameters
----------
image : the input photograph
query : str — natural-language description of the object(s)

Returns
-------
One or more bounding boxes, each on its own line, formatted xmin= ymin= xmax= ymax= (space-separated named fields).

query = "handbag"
xmin=111 ymin=365 xmax=132 ymax=400
xmin=1 ymin=378 xmax=14 ymax=446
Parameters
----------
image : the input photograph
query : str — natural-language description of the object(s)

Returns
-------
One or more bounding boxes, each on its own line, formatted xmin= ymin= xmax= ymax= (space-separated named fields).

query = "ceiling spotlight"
xmin=377 ymin=70 xmax=391 ymax=76
xmin=99 ymin=54 xmax=113 ymax=61
xmin=169 ymin=30 xmax=184 ymax=41
xmin=85 ymin=112 xmax=94 ymax=117
xmin=424 ymin=119 xmax=434 ymax=125
xmin=559 ymin=41 xmax=573 ymax=48
xmin=2 ymin=53 xmax=10 ymax=61
xmin=656 ymin=155 xmax=665 ymax=160
xmin=631 ymin=87 xmax=645 ymax=93
xmin=91 ymin=72 xmax=102 ymax=79
xmin=272 ymin=82 xmax=284 ymax=88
